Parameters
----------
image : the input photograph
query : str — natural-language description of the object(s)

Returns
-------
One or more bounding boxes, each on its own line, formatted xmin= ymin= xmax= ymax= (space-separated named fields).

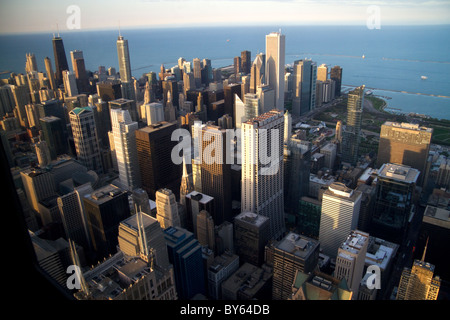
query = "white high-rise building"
xmin=319 ymin=182 xmax=362 ymax=258
xmin=62 ymin=70 xmax=78 ymax=97
xmin=335 ymin=230 xmax=369 ymax=299
xmin=116 ymin=35 xmax=132 ymax=83
xmin=144 ymin=102 xmax=164 ymax=125
xmin=110 ymin=108 xmax=141 ymax=190
xmin=156 ymin=188 xmax=181 ymax=229
xmin=265 ymin=32 xmax=285 ymax=111
xmin=69 ymin=107 xmax=103 ymax=173
xmin=284 ymin=110 xmax=292 ymax=144
xmin=241 ymin=109 xmax=285 ymax=240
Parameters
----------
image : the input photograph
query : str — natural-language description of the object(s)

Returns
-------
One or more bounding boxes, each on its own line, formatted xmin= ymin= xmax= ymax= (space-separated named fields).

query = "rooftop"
xmin=339 ymin=230 xmax=369 ymax=255
xmin=276 ymin=232 xmax=319 ymax=259
xmin=384 ymin=121 xmax=433 ymax=133
xmin=234 ymin=212 xmax=269 ymax=227
xmin=243 ymin=109 xmax=283 ymax=126
xmin=85 ymin=184 xmax=126 ymax=204
xmin=378 ymin=163 xmax=420 ymax=184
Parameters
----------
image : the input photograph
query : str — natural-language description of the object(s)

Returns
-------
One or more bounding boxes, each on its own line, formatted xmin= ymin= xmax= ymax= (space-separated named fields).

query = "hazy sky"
xmin=0 ymin=0 xmax=449 ymax=34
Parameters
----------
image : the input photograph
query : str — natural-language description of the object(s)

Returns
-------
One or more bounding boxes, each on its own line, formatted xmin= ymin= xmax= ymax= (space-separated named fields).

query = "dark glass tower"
xmin=39 ymin=116 xmax=67 ymax=159
xmin=52 ymin=36 xmax=69 ymax=87
xmin=330 ymin=66 xmax=343 ymax=97
xmin=341 ymin=85 xmax=365 ymax=166
xmin=241 ymin=50 xmax=251 ymax=75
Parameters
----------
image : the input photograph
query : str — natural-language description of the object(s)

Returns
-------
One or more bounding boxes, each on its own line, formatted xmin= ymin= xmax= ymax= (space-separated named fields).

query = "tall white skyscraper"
xmin=335 ymin=230 xmax=369 ymax=299
xmin=144 ymin=102 xmax=164 ymax=125
xmin=265 ymin=32 xmax=285 ymax=111
xmin=116 ymin=35 xmax=132 ymax=83
xmin=69 ymin=107 xmax=103 ymax=173
xmin=156 ymin=188 xmax=181 ymax=229
xmin=241 ymin=110 xmax=285 ymax=240
xmin=319 ymin=182 xmax=362 ymax=258
xmin=62 ymin=70 xmax=78 ymax=97
xmin=110 ymin=108 xmax=141 ymax=190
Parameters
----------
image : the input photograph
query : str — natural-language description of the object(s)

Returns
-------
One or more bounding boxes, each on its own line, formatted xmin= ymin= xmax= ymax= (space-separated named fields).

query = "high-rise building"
xmin=266 ymin=232 xmax=320 ymax=300
xmin=193 ymin=58 xmax=202 ymax=88
xmin=196 ymin=210 xmax=215 ymax=251
xmin=341 ymin=85 xmax=365 ymax=166
xmin=265 ymin=32 xmax=285 ymax=111
xmin=39 ymin=116 xmax=67 ymax=159
xmin=292 ymin=59 xmax=317 ymax=117
xmin=397 ymin=257 xmax=441 ymax=300
xmin=109 ymin=98 xmax=138 ymax=123
xmin=200 ymin=124 xmax=232 ymax=225
xmin=96 ymin=81 xmax=122 ymax=102
xmin=135 ymin=122 xmax=181 ymax=199
xmin=20 ymin=167 xmax=55 ymax=212
xmin=241 ymin=110 xmax=285 ymax=240
xmin=116 ymin=35 xmax=132 ymax=83
xmin=74 ymin=250 xmax=177 ymax=300
xmin=70 ymin=50 xmax=90 ymax=94
xmin=44 ymin=57 xmax=57 ymax=92
xmin=234 ymin=56 xmax=242 ymax=76
xmin=34 ymin=140 xmax=52 ymax=167
xmin=250 ymin=53 xmax=265 ymax=94
xmin=207 ymin=251 xmax=239 ymax=300
xmin=62 ymin=70 xmax=78 ymax=97
xmin=52 ymin=35 xmax=69 ymax=87
xmin=234 ymin=212 xmax=270 ymax=266
xmin=376 ymin=122 xmax=432 ymax=186
xmin=25 ymin=53 xmax=38 ymax=73
xmin=241 ymin=50 xmax=252 ymax=75
xmin=69 ymin=107 xmax=103 ymax=174
xmin=283 ymin=136 xmax=311 ymax=216
xmin=370 ymin=163 xmax=420 ymax=244
xmin=319 ymin=182 xmax=362 ymax=258
xmin=224 ymin=83 xmax=242 ymax=122
xmin=185 ymin=191 xmax=215 ymax=234
xmin=118 ymin=211 xmax=170 ymax=269
xmin=83 ymin=184 xmax=131 ymax=260
xmin=317 ymin=63 xmax=328 ymax=82
xmin=57 ymin=183 xmax=93 ymax=250
xmin=156 ymin=188 xmax=181 ymax=229
xmin=110 ymin=108 xmax=140 ymax=190
xmin=334 ymin=230 xmax=369 ymax=299
xmin=179 ymin=155 xmax=194 ymax=207
xmin=330 ymin=66 xmax=343 ymax=97
xmin=164 ymin=226 xmax=206 ymax=300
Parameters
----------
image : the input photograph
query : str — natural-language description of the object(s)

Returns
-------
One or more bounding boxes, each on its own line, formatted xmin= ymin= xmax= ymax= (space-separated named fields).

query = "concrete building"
xmin=241 ymin=110 xmax=285 ymax=240
xmin=266 ymin=232 xmax=320 ymax=300
xmin=376 ymin=122 xmax=432 ymax=186
xmin=207 ymin=251 xmax=239 ymax=300
xmin=156 ymin=188 xmax=181 ymax=229
xmin=319 ymin=182 xmax=362 ymax=258
xmin=233 ymin=212 xmax=270 ymax=266
xmin=334 ymin=230 xmax=369 ymax=299
xmin=221 ymin=262 xmax=273 ymax=300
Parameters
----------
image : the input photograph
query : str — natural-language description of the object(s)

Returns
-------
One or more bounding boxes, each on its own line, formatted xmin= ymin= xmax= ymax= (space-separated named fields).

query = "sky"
xmin=0 ymin=0 xmax=449 ymax=34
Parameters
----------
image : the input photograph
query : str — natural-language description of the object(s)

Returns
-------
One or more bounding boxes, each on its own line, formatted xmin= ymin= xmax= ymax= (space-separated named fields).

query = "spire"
xmin=421 ymin=236 xmax=429 ymax=262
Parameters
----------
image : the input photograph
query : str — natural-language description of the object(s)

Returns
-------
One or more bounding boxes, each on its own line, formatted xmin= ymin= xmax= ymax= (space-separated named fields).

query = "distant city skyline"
xmin=1 ymin=0 xmax=449 ymax=34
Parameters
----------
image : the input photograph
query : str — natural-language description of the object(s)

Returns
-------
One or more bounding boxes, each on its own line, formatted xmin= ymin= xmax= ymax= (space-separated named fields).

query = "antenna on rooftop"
xmin=56 ymin=22 xmax=60 ymax=37
xmin=421 ymin=236 xmax=429 ymax=262
xmin=118 ymin=20 xmax=121 ymax=37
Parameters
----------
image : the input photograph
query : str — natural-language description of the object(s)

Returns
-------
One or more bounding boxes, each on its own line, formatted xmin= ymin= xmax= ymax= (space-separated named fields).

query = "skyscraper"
xmin=70 ymin=50 xmax=90 ymax=94
xmin=164 ymin=226 xmax=206 ymax=300
xmin=370 ymin=163 xmax=420 ymax=244
xmin=52 ymin=35 xmax=69 ymax=87
xmin=25 ymin=53 xmax=38 ymax=73
xmin=376 ymin=122 xmax=432 ymax=186
xmin=265 ymin=32 xmax=285 ymax=111
xmin=110 ymin=108 xmax=141 ymax=190
xmin=250 ymin=53 xmax=265 ymax=94
xmin=83 ymin=184 xmax=131 ymax=260
xmin=135 ymin=122 xmax=181 ymax=199
xmin=266 ymin=232 xmax=320 ymax=300
xmin=341 ymin=85 xmax=365 ymax=166
xmin=241 ymin=110 xmax=285 ymax=240
xmin=317 ymin=63 xmax=328 ymax=82
xmin=185 ymin=191 xmax=215 ymax=234
xmin=196 ymin=210 xmax=215 ymax=251
xmin=116 ymin=35 xmax=132 ymax=83
xmin=319 ymin=182 xmax=362 ymax=258
xmin=397 ymin=258 xmax=441 ymax=300
xmin=39 ymin=116 xmax=67 ymax=159
xmin=43 ymin=56 xmax=57 ymax=92
xmin=200 ymin=124 xmax=232 ymax=225
xmin=62 ymin=70 xmax=78 ymax=97
xmin=109 ymin=98 xmax=138 ymax=123
xmin=69 ymin=106 xmax=103 ymax=174
xmin=156 ymin=188 xmax=181 ymax=229
xmin=234 ymin=212 xmax=270 ymax=266
xmin=241 ymin=50 xmax=252 ymax=75
xmin=334 ymin=230 xmax=369 ymax=299
xmin=292 ymin=59 xmax=317 ymax=117
xmin=330 ymin=66 xmax=343 ymax=97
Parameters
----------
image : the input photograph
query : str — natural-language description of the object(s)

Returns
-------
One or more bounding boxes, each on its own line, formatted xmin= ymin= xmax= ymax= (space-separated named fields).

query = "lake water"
xmin=1 ymin=25 xmax=449 ymax=119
